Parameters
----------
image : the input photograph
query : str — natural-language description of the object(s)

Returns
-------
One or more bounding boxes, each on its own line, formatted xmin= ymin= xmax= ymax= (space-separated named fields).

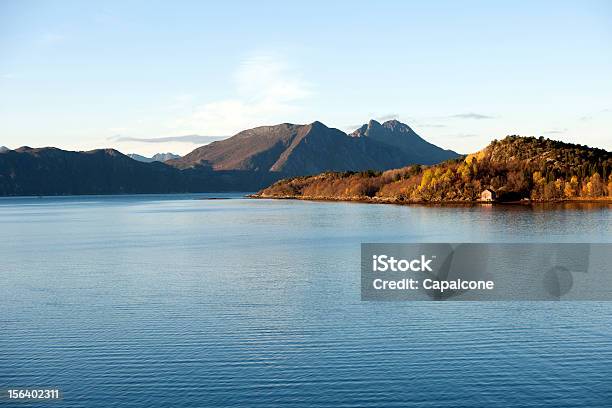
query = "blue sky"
xmin=1 ymin=0 xmax=611 ymax=155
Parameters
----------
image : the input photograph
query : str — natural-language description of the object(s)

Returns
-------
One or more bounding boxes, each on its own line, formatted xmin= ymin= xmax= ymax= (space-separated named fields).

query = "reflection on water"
xmin=1 ymin=194 xmax=611 ymax=407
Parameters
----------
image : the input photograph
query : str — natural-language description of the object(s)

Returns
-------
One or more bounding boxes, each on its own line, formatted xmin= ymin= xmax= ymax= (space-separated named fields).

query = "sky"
xmin=1 ymin=0 xmax=611 ymax=156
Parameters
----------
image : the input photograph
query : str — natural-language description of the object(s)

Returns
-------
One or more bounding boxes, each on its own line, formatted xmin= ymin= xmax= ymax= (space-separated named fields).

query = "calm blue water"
xmin=1 ymin=194 xmax=611 ymax=407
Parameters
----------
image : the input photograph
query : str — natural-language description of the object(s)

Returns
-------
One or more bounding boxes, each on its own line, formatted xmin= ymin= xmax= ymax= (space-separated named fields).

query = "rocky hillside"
xmin=351 ymin=119 xmax=457 ymax=164
xmin=253 ymin=136 xmax=612 ymax=203
xmin=168 ymin=120 xmax=458 ymax=175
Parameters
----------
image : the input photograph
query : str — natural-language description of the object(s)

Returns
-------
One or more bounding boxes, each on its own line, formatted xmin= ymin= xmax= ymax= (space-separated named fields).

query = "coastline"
xmin=247 ymin=194 xmax=612 ymax=206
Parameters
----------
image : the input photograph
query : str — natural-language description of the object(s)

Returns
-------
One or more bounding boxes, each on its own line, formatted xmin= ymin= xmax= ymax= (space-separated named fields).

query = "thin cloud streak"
xmin=450 ymin=113 xmax=494 ymax=120
xmin=110 ymin=135 xmax=227 ymax=144
xmin=417 ymin=124 xmax=447 ymax=128
xmin=542 ymin=129 xmax=567 ymax=135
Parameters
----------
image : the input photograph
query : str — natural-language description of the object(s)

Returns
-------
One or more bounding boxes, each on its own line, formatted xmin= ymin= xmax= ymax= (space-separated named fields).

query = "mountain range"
xmin=127 ymin=152 xmax=181 ymax=163
xmin=170 ymin=119 xmax=457 ymax=174
xmin=0 ymin=119 xmax=459 ymax=196
xmin=0 ymin=146 xmax=280 ymax=195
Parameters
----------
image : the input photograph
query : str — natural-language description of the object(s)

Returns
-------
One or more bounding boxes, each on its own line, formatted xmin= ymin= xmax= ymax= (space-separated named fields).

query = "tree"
xmin=532 ymin=171 xmax=546 ymax=199
xmin=586 ymin=173 xmax=603 ymax=197
xmin=544 ymin=180 xmax=561 ymax=200
xmin=420 ymin=169 xmax=433 ymax=189
xmin=563 ymin=176 xmax=578 ymax=198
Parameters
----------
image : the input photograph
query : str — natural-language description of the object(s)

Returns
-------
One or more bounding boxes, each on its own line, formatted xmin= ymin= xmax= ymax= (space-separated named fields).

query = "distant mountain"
xmin=0 ymin=147 xmax=184 ymax=196
xmin=253 ymin=136 xmax=612 ymax=203
xmin=128 ymin=152 xmax=181 ymax=163
xmin=169 ymin=120 xmax=458 ymax=176
xmin=152 ymin=152 xmax=181 ymax=162
xmin=351 ymin=119 xmax=458 ymax=164
xmin=0 ymin=146 xmax=9 ymax=153
xmin=0 ymin=147 xmax=277 ymax=196
xmin=126 ymin=153 xmax=151 ymax=162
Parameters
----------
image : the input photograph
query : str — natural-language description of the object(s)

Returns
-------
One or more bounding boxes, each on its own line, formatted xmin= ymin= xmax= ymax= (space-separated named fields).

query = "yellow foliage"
xmin=420 ymin=169 xmax=433 ymax=189
xmin=442 ymin=169 xmax=453 ymax=182
xmin=533 ymin=171 xmax=545 ymax=185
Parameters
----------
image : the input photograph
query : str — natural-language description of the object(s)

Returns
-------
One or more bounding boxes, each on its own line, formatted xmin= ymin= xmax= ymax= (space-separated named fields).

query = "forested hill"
xmin=253 ymin=136 xmax=612 ymax=203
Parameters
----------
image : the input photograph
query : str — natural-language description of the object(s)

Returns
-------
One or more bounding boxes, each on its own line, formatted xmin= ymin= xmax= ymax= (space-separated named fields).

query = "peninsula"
xmin=251 ymin=136 xmax=612 ymax=203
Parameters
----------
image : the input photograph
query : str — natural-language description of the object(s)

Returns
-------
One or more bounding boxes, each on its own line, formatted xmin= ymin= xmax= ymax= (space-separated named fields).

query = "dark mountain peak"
xmin=353 ymin=118 xmax=416 ymax=137
xmin=234 ymin=122 xmax=301 ymax=140
xmin=350 ymin=119 xmax=459 ymax=162
xmin=351 ymin=124 xmax=368 ymax=137
xmin=310 ymin=120 xmax=327 ymax=128
xmin=306 ymin=120 xmax=349 ymax=137
xmin=351 ymin=119 xmax=382 ymax=138
xmin=382 ymin=119 xmax=413 ymax=132
xmin=85 ymin=148 xmax=124 ymax=157
xmin=352 ymin=119 xmax=416 ymax=138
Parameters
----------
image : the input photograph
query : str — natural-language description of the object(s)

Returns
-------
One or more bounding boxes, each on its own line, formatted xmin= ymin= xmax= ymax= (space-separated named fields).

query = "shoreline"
xmin=247 ymin=194 xmax=612 ymax=206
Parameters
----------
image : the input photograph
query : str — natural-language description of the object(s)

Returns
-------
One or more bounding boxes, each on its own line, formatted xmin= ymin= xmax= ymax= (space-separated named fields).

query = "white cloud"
xmin=171 ymin=53 xmax=313 ymax=135
xmin=449 ymin=113 xmax=494 ymax=120
xmin=542 ymin=128 xmax=567 ymax=135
